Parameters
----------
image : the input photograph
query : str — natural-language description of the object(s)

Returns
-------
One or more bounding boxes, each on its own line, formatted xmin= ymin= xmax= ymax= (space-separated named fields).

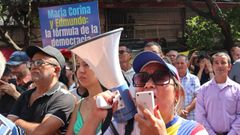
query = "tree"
xmin=226 ymin=7 xmax=240 ymax=41
xmin=0 ymin=0 xmax=33 ymax=50
xmin=185 ymin=16 xmax=222 ymax=51
xmin=184 ymin=0 xmax=238 ymax=53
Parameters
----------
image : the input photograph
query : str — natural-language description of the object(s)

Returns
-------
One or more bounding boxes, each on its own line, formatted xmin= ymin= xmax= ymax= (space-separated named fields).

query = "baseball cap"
xmin=26 ymin=46 xmax=65 ymax=69
xmin=7 ymin=51 xmax=30 ymax=66
xmin=133 ymin=51 xmax=179 ymax=81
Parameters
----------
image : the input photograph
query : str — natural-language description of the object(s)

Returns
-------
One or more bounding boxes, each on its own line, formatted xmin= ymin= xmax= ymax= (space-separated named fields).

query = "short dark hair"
xmin=176 ymin=54 xmax=188 ymax=63
xmin=144 ymin=41 xmax=162 ymax=50
xmin=212 ymin=52 xmax=231 ymax=64
xmin=119 ymin=44 xmax=132 ymax=53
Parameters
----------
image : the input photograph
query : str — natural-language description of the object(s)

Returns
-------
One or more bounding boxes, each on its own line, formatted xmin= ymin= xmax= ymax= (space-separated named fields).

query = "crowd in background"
xmin=0 ymin=40 xmax=240 ymax=135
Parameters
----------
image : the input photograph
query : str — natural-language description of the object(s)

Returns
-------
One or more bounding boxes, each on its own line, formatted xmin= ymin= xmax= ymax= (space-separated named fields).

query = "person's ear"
xmin=175 ymin=87 xmax=184 ymax=101
xmin=54 ymin=66 xmax=61 ymax=73
xmin=175 ymin=89 xmax=179 ymax=102
xmin=129 ymin=54 xmax=132 ymax=59
xmin=228 ymin=63 xmax=232 ymax=71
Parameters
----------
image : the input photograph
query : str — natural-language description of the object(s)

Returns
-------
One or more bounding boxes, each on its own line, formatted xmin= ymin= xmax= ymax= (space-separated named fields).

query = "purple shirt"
xmin=195 ymin=77 xmax=240 ymax=135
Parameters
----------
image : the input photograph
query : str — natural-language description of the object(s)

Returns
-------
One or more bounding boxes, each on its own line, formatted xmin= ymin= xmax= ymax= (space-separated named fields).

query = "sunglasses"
xmin=133 ymin=70 xmax=171 ymax=87
xmin=27 ymin=59 xmax=57 ymax=68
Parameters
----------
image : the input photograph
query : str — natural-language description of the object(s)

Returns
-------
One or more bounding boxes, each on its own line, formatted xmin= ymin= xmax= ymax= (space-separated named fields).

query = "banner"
xmin=38 ymin=1 xmax=100 ymax=49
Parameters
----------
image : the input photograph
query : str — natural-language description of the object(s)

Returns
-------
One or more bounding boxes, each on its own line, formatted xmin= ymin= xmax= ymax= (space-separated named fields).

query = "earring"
xmin=175 ymin=99 xmax=178 ymax=104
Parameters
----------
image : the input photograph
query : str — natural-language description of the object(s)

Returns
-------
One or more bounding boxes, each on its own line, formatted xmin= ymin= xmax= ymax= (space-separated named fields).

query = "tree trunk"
xmin=185 ymin=0 xmax=234 ymax=54
xmin=0 ymin=27 xmax=22 ymax=50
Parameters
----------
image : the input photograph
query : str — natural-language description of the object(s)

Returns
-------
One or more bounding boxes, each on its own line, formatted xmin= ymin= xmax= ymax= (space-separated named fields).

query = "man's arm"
xmin=184 ymin=77 xmax=201 ymax=115
xmin=228 ymin=116 xmax=240 ymax=135
xmin=227 ymin=93 xmax=240 ymax=135
xmin=185 ymin=98 xmax=196 ymax=113
xmin=180 ymin=98 xmax=197 ymax=118
xmin=229 ymin=62 xmax=240 ymax=82
xmin=14 ymin=115 xmax=62 ymax=135
xmin=195 ymin=88 xmax=216 ymax=135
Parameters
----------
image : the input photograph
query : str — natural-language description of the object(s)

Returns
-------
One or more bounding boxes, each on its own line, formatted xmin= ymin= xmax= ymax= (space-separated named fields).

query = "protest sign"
xmin=39 ymin=1 xmax=100 ymax=49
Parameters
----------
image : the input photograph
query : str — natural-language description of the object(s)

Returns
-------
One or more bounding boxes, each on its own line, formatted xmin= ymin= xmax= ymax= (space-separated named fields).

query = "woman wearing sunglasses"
xmin=132 ymin=51 xmax=208 ymax=135
xmin=75 ymin=51 xmax=208 ymax=135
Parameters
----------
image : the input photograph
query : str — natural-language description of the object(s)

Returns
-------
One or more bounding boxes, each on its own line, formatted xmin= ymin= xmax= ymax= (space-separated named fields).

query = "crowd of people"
xmin=0 ymin=40 xmax=240 ymax=135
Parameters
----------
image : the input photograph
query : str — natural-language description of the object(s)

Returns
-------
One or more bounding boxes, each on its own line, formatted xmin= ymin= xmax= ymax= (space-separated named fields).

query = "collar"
xmin=233 ymin=59 xmax=240 ymax=64
xmin=212 ymin=77 xmax=233 ymax=89
xmin=122 ymin=67 xmax=134 ymax=74
xmin=166 ymin=115 xmax=179 ymax=128
xmin=41 ymin=82 xmax=61 ymax=97
xmin=180 ymin=71 xmax=190 ymax=79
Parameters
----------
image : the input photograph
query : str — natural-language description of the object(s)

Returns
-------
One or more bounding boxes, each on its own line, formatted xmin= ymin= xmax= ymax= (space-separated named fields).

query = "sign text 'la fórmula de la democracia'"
xmin=38 ymin=1 xmax=100 ymax=49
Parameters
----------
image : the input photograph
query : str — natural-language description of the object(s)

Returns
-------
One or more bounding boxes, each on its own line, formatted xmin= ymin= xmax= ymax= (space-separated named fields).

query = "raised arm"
xmin=195 ymin=88 xmax=216 ymax=135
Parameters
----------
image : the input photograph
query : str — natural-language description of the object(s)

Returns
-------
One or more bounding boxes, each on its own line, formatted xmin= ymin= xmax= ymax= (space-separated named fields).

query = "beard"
xmin=31 ymin=71 xmax=52 ymax=82
xmin=31 ymin=73 xmax=42 ymax=82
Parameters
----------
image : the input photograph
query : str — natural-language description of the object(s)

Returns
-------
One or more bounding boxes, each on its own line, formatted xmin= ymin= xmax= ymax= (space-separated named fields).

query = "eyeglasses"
xmin=133 ymin=70 xmax=171 ymax=87
xmin=119 ymin=50 xmax=128 ymax=55
xmin=27 ymin=59 xmax=57 ymax=68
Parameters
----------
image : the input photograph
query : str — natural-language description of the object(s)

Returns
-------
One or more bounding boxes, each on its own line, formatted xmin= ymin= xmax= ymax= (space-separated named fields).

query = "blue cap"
xmin=7 ymin=51 xmax=30 ymax=66
xmin=133 ymin=51 xmax=179 ymax=81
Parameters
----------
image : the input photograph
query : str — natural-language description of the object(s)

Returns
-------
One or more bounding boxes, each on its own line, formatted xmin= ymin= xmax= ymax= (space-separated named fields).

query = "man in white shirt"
xmin=119 ymin=45 xmax=135 ymax=97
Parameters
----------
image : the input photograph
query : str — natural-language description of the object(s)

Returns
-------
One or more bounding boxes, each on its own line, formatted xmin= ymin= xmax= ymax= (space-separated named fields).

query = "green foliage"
xmin=225 ymin=8 xmax=240 ymax=41
xmin=185 ymin=8 xmax=240 ymax=50
xmin=185 ymin=16 xmax=221 ymax=51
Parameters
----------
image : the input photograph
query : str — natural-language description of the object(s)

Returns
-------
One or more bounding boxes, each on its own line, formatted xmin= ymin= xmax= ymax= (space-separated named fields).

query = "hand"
xmin=191 ymin=51 xmax=198 ymax=59
xmin=199 ymin=59 xmax=206 ymax=70
xmin=86 ymin=91 xmax=117 ymax=123
xmin=179 ymin=109 xmax=189 ymax=119
xmin=205 ymin=59 xmax=213 ymax=72
xmin=135 ymin=104 xmax=167 ymax=135
xmin=0 ymin=82 xmax=20 ymax=99
xmin=0 ymin=90 xmax=5 ymax=98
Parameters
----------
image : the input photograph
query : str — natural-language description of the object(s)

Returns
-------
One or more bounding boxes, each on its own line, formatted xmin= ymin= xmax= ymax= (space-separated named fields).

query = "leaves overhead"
xmin=184 ymin=0 xmax=240 ymax=52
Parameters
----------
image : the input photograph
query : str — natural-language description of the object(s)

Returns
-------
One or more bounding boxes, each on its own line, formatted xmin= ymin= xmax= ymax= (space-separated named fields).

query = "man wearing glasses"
xmin=7 ymin=46 xmax=75 ymax=135
xmin=119 ymin=45 xmax=135 ymax=96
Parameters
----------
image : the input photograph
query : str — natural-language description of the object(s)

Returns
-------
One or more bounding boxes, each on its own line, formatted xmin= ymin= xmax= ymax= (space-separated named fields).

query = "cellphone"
xmin=136 ymin=91 xmax=155 ymax=114
xmin=8 ymin=79 xmax=17 ymax=86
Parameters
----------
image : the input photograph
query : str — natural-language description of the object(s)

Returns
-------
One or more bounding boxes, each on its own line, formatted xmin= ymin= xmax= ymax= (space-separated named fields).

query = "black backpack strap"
xmin=122 ymin=72 xmax=130 ymax=86
xmin=101 ymin=109 xmax=113 ymax=135
xmin=99 ymin=83 xmax=119 ymax=135
xmin=110 ymin=121 xmax=119 ymax=135
xmin=124 ymin=118 xmax=134 ymax=135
